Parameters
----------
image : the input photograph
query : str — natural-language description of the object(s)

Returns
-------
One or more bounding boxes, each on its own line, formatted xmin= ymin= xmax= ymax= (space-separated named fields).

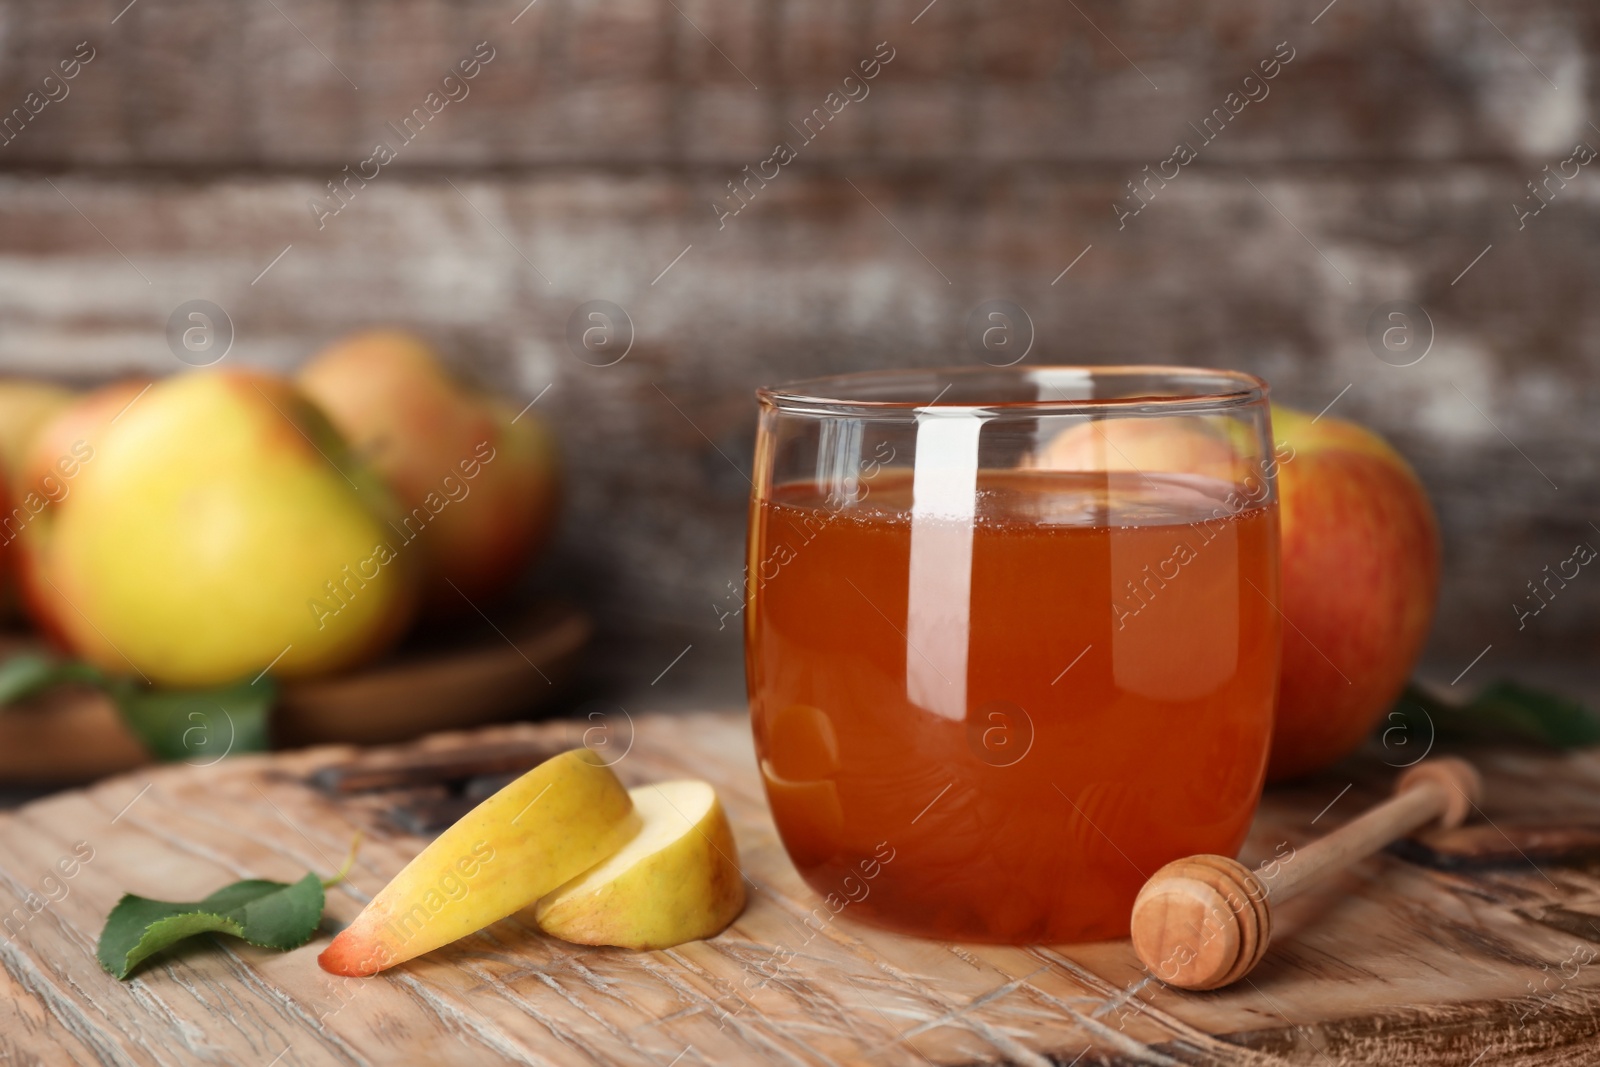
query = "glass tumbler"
xmin=744 ymin=366 xmax=1282 ymax=943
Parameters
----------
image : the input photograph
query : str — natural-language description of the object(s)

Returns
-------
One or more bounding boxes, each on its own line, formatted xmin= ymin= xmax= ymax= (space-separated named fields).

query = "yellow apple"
xmin=319 ymin=748 xmax=637 ymax=975
xmin=39 ymin=370 xmax=418 ymax=687
xmin=535 ymin=780 xmax=746 ymax=949
xmin=297 ymin=330 xmax=559 ymax=613
xmin=1268 ymin=405 xmax=1440 ymax=781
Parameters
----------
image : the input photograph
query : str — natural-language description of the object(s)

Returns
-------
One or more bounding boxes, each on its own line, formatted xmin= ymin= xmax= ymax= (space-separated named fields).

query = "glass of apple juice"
xmin=744 ymin=366 xmax=1282 ymax=943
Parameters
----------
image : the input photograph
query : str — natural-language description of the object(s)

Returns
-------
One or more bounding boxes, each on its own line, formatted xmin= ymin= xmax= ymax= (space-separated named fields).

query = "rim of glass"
xmin=756 ymin=365 xmax=1269 ymax=417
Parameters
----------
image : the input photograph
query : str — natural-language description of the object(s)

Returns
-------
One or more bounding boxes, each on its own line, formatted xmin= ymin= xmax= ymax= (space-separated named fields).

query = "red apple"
xmin=1268 ymin=405 xmax=1440 ymax=781
xmin=297 ymin=330 xmax=560 ymax=613
xmin=1032 ymin=416 xmax=1246 ymax=482
xmin=0 ymin=380 xmax=75 ymax=619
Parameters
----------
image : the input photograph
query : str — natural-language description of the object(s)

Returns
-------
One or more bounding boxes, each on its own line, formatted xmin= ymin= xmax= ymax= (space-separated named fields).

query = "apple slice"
xmin=534 ymin=780 xmax=745 ymax=950
xmin=318 ymin=748 xmax=637 ymax=976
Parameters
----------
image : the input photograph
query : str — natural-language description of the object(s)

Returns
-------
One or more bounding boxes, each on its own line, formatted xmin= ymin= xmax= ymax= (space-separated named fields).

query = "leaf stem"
xmin=323 ymin=832 xmax=364 ymax=889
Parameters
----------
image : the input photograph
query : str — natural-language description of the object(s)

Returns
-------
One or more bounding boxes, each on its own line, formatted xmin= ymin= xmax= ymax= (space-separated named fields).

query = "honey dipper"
xmin=1129 ymin=757 xmax=1482 ymax=991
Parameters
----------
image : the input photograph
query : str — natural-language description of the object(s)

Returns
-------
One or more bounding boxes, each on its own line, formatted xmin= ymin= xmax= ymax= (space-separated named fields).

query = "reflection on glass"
xmin=747 ymin=368 xmax=1281 ymax=943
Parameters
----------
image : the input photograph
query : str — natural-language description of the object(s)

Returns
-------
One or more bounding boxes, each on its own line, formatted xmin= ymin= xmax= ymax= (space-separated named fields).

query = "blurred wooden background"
xmin=1 ymin=0 xmax=1596 ymax=700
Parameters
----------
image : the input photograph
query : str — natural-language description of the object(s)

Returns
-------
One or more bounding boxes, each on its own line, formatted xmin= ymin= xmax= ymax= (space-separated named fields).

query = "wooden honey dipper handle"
xmin=1129 ymin=757 xmax=1483 ymax=991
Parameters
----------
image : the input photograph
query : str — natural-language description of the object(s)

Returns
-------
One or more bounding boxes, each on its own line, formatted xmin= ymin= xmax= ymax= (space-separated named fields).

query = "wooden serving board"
xmin=5 ymin=711 xmax=1600 ymax=1066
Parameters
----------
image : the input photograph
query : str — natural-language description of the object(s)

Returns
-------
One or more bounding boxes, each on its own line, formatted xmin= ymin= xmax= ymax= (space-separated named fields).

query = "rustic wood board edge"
xmin=5 ymin=711 xmax=1600 ymax=1066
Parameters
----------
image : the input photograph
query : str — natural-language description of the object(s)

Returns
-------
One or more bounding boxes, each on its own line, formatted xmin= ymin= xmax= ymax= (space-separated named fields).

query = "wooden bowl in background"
xmin=0 ymin=601 xmax=590 ymax=786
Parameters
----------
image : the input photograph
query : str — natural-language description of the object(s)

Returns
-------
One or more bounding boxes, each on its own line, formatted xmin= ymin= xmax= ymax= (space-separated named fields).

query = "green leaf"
xmin=0 ymin=653 xmax=273 ymax=764
xmin=97 ymin=907 xmax=248 ymax=979
xmin=0 ymin=653 xmax=106 ymax=707
xmin=1385 ymin=680 xmax=1600 ymax=751
xmin=97 ymin=872 xmax=325 ymax=979
xmin=112 ymin=676 xmax=274 ymax=763
xmin=1465 ymin=680 xmax=1600 ymax=748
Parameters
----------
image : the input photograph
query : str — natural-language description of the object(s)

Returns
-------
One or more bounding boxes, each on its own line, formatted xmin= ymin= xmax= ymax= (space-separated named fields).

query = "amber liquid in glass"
xmin=747 ymin=468 xmax=1279 ymax=943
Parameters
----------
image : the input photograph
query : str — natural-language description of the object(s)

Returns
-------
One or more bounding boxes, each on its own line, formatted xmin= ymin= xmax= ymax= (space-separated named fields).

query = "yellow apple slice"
xmin=534 ymin=780 xmax=745 ymax=949
xmin=318 ymin=748 xmax=637 ymax=976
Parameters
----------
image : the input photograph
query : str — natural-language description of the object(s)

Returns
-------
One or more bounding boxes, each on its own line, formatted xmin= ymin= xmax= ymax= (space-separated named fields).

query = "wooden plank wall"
xmin=1 ymin=0 xmax=1597 ymax=693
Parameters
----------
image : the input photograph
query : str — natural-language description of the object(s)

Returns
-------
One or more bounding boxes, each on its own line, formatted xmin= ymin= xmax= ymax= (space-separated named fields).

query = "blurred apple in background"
xmin=13 ymin=378 xmax=152 ymax=645
xmin=298 ymin=329 xmax=559 ymax=613
xmin=0 ymin=469 xmax=12 ymax=616
xmin=1268 ymin=405 xmax=1440 ymax=781
xmin=0 ymin=379 xmax=74 ymax=481
xmin=0 ymin=380 xmax=75 ymax=618
xmin=1032 ymin=416 xmax=1245 ymax=482
xmin=1034 ymin=404 xmax=1441 ymax=783
xmin=31 ymin=371 xmax=418 ymax=687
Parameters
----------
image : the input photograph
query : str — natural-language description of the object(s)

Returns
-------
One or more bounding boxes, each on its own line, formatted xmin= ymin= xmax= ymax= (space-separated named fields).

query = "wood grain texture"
xmin=1131 ymin=855 xmax=1268 ymax=991
xmin=4 ymin=710 xmax=1600 ymax=1064
xmin=0 ymin=0 xmax=1594 ymax=168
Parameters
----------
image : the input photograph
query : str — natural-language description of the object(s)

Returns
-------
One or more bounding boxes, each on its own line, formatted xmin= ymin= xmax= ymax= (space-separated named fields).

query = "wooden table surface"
xmin=3 ymin=710 xmax=1600 ymax=1066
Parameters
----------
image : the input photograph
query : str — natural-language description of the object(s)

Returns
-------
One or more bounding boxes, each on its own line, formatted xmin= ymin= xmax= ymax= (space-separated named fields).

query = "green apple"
xmin=40 ymin=370 xmax=418 ymax=687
